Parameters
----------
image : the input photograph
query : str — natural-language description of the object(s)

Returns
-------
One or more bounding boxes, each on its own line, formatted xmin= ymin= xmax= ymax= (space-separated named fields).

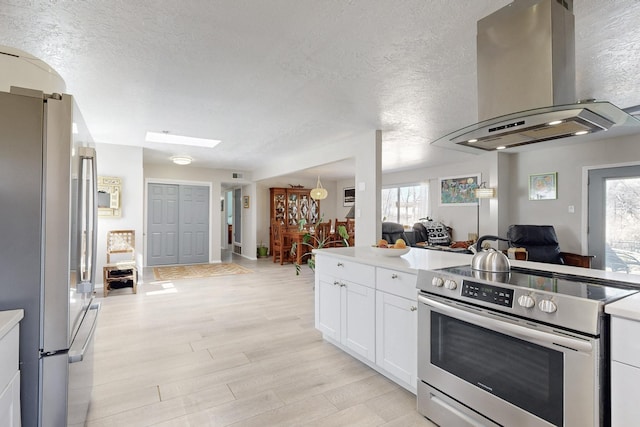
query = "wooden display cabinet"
xmin=269 ymin=187 xmax=320 ymax=253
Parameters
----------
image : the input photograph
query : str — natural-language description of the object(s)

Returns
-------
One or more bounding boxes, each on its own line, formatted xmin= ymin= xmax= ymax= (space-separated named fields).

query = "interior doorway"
xmin=147 ymin=183 xmax=210 ymax=266
xmin=588 ymin=165 xmax=640 ymax=273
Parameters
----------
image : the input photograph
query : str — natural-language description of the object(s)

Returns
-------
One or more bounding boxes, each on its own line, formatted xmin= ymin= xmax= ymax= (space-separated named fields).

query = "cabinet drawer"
xmin=316 ymin=255 xmax=375 ymax=287
xmin=611 ymin=317 xmax=640 ymax=367
xmin=376 ymin=268 xmax=417 ymax=300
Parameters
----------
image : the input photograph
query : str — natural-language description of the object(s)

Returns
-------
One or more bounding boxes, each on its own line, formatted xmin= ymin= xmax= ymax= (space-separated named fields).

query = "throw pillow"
xmin=424 ymin=221 xmax=451 ymax=246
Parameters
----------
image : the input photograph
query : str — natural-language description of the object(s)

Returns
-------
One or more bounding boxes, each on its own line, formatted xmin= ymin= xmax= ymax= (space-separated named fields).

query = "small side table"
xmin=103 ymin=262 xmax=137 ymax=297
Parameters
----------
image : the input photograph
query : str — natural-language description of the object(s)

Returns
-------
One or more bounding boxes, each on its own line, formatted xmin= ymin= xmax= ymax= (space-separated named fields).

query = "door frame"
xmin=144 ymin=178 xmax=213 ymax=267
xmin=582 ymin=160 xmax=640 ymax=267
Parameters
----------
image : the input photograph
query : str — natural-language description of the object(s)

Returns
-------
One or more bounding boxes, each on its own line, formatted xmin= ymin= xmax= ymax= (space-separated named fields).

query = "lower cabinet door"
xmin=375 ymin=291 xmax=417 ymax=388
xmin=342 ymin=281 xmax=376 ymax=362
xmin=611 ymin=361 xmax=640 ymax=427
xmin=316 ymin=276 xmax=342 ymax=342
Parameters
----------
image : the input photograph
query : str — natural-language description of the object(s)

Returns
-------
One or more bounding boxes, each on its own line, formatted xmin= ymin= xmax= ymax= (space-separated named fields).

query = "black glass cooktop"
xmin=434 ymin=265 xmax=639 ymax=303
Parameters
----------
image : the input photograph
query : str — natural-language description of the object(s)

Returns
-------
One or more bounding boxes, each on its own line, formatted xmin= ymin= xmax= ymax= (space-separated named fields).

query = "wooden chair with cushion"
xmin=271 ymin=221 xmax=292 ymax=265
xmin=104 ymin=230 xmax=137 ymax=296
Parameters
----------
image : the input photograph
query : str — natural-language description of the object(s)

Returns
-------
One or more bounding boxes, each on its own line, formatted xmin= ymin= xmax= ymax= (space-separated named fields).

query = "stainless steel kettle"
xmin=471 ymin=235 xmax=511 ymax=273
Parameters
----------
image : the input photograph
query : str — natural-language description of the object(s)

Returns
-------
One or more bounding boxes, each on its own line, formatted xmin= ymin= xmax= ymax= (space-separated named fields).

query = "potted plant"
xmin=291 ymin=217 xmax=350 ymax=275
xmin=257 ymin=242 xmax=269 ymax=258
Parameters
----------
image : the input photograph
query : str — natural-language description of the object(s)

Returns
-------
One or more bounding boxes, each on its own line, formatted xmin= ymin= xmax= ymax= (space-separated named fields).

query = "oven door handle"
xmin=418 ymin=295 xmax=593 ymax=353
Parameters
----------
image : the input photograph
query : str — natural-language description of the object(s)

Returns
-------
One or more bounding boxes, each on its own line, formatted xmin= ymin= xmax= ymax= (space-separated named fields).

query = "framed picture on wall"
xmin=343 ymin=187 xmax=355 ymax=206
xmin=529 ymin=172 xmax=557 ymax=200
xmin=439 ymin=174 xmax=480 ymax=206
xmin=243 ymin=195 xmax=250 ymax=208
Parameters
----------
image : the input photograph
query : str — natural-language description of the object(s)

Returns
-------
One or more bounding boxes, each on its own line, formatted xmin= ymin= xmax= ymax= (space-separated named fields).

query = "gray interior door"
xmin=147 ymin=184 xmax=179 ymax=266
xmin=179 ymin=185 xmax=209 ymax=264
xmin=148 ymin=183 xmax=210 ymax=266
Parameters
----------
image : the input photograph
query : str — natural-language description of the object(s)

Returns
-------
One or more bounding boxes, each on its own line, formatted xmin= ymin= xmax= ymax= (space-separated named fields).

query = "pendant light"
xmin=310 ymin=176 xmax=328 ymax=200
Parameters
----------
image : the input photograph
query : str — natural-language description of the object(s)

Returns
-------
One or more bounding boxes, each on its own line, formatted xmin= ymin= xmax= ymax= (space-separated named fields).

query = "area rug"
xmin=153 ymin=263 xmax=253 ymax=280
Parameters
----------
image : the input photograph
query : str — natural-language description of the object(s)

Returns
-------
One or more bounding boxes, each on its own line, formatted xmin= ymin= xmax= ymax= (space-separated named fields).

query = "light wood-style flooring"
xmin=87 ymin=252 xmax=436 ymax=426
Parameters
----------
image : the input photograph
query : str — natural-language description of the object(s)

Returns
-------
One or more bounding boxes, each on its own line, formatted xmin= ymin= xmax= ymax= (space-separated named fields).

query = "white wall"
xmin=382 ymin=132 xmax=640 ymax=254
xmin=381 ymin=152 xmax=500 ymax=241
xmin=95 ymin=143 xmax=144 ymax=281
xmin=509 ymin=133 xmax=640 ymax=253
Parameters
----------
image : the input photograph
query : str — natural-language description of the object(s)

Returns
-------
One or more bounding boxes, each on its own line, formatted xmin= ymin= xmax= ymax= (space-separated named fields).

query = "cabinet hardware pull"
xmin=391 ymin=274 xmax=398 ymax=279
xmin=333 ymin=281 xmax=340 ymax=286
xmin=410 ymin=306 xmax=417 ymax=311
xmin=340 ymin=283 xmax=346 ymax=287
xmin=337 ymin=262 xmax=344 ymax=267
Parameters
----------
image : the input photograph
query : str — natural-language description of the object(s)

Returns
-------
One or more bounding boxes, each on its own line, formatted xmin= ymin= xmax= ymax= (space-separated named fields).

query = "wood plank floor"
xmin=86 ymin=252 xmax=436 ymax=426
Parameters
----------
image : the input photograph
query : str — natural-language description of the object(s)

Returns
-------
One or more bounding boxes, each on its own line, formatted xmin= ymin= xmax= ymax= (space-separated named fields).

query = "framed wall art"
xmin=439 ymin=174 xmax=480 ymax=206
xmin=343 ymin=187 xmax=355 ymax=206
xmin=97 ymin=176 xmax=122 ymax=217
xmin=529 ymin=172 xmax=557 ymax=200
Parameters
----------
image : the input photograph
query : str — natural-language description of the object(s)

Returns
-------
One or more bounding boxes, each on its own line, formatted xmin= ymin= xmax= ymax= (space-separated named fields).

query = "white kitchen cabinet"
xmin=0 ymin=310 xmax=23 ymax=427
xmin=375 ymin=291 xmax=417 ymax=390
xmin=610 ymin=316 xmax=640 ymax=427
xmin=315 ymin=254 xmax=376 ymax=363
xmin=315 ymin=253 xmax=418 ymax=393
xmin=375 ymin=267 xmax=418 ymax=392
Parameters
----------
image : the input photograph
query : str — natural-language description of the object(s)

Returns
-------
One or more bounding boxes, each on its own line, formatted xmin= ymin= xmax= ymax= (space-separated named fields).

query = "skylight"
xmin=145 ymin=131 xmax=221 ymax=148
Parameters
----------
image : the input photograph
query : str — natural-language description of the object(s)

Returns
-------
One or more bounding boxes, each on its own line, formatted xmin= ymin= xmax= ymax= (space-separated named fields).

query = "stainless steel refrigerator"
xmin=0 ymin=87 xmax=99 ymax=426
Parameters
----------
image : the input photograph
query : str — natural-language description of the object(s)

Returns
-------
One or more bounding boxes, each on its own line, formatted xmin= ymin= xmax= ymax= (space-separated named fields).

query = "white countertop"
xmin=314 ymin=246 xmax=474 ymax=273
xmin=0 ymin=309 xmax=24 ymax=339
xmin=606 ymin=293 xmax=640 ymax=321
xmin=314 ymin=246 xmax=640 ymax=283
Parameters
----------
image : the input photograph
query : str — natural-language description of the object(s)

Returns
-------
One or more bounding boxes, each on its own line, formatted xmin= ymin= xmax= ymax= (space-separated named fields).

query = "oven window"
xmin=431 ymin=312 xmax=563 ymax=426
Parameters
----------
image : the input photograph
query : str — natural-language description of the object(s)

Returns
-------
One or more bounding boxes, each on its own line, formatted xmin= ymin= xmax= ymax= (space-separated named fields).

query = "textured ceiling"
xmin=1 ymin=1 xmax=639 ymax=179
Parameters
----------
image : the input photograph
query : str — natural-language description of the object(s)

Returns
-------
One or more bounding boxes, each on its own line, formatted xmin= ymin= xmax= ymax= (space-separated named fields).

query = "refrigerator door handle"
xmin=77 ymin=147 xmax=97 ymax=294
xmin=69 ymin=302 xmax=100 ymax=363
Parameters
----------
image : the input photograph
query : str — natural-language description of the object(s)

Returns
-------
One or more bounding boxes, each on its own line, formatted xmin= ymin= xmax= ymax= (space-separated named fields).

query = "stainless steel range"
xmin=416 ymin=265 xmax=638 ymax=427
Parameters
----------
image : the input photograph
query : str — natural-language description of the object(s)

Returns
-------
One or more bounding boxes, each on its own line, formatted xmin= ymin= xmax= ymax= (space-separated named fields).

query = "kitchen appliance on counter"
xmin=416 ymin=264 xmax=638 ymax=427
xmin=0 ymin=87 xmax=99 ymax=426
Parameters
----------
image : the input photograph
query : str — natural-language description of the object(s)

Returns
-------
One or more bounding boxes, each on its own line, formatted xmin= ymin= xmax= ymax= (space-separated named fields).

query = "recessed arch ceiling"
xmin=1 ymin=1 xmax=639 ymax=179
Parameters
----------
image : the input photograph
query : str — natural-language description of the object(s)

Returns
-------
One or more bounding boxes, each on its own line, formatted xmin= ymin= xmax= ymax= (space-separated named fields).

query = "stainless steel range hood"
xmin=432 ymin=0 xmax=640 ymax=153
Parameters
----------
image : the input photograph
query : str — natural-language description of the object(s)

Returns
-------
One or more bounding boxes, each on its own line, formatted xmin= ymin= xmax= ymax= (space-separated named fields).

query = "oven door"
xmin=417 ymin=293 xmax=601 ymax=427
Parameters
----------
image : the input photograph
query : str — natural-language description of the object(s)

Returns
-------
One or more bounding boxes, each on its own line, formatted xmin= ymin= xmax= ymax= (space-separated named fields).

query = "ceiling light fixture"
xmin=548 ymin=120 xmax=563 ymax=126
xmin=310 ymin=176 xmax=328 ymax=200
xmin=574 ymin=130 xmax=589 ymax=136
xmin=170 ymin=155 xmax=192 ymax=165
xmin=145 ymin=131 xmax=221 ymax=148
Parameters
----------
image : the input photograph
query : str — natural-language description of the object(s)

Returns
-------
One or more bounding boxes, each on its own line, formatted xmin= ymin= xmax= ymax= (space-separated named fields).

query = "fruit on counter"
xmin=377 ymin=239 xmax=389 ymax=248
xmin=394 ymin=238 xmax=407 ymax=248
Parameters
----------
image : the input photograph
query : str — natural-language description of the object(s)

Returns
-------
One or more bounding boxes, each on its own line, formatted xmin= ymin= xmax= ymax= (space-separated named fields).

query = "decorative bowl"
xmin=370 ymin=246 xmax=410 ymax=257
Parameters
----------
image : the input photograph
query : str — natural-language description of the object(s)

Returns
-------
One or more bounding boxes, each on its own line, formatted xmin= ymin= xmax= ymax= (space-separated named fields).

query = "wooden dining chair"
xmin=315 ymin=220 xmax=333 ymax=248
xmin=271 ymin=221 xmax=292 ymax=264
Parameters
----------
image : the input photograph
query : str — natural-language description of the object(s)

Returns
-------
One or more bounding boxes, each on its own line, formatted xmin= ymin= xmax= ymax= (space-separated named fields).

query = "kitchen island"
xmin=313 ymin=247 xmax=473 ymax=393
xmin=313 ymin=246 xmax=640 ymax=402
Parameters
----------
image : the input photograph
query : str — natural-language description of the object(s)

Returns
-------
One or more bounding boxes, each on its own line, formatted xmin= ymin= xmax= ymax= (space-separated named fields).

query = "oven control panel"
xmin=461 ymin=281 xmax=514 ymax=307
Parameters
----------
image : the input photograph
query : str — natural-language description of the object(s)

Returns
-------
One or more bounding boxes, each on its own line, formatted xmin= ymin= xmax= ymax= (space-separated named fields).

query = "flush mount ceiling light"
xmin=170 ymin=156 xmax=192 ymax=165
xmin=310 ymin=176 xmax=328 ymax=200
xmin=145 ymin=131 xmax=221 ymax=148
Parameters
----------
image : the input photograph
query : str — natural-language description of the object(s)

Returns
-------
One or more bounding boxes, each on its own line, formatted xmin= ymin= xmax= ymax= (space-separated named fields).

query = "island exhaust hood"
xmin=432 ymin=0 xmax=640 ymax=153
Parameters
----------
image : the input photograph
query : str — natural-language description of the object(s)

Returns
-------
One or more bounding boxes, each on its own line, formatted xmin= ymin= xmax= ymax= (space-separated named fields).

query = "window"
xmin=382 ymin=183 xmax=429 ymax=226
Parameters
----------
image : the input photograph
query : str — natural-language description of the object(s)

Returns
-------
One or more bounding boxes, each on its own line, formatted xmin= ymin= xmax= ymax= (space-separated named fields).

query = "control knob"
xmin=431 ymin=277 xmax=444 ymax=287
xmin=517 ymin=295 xmax=535 ymax=309
xmin=444 ymin=279 xmax=457 ymax=290
xmin=538 ymin=299 xmax=557 ymax=314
